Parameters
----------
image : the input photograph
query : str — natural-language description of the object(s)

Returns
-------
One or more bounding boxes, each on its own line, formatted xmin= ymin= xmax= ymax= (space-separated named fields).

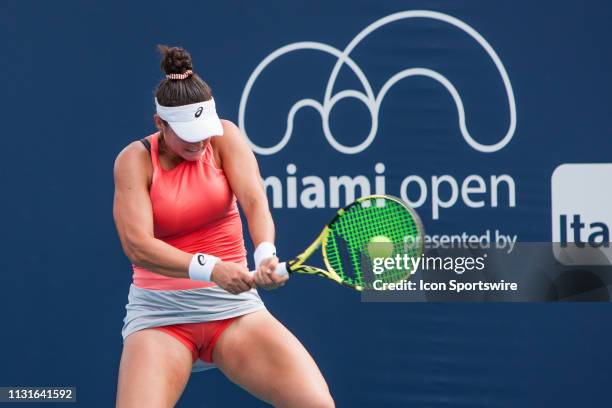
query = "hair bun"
xmin=158 ymin=45 xmax=193 ymax=75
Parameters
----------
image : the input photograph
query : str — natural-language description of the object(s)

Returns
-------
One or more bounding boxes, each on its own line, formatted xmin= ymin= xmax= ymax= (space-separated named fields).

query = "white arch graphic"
xmin=239 ymin=10 xmax=517 ymax=155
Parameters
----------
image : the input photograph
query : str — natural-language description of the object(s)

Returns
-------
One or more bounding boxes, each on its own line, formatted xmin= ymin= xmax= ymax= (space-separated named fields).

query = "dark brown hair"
xmin=156 ymin=45 xmax=212 ymax=107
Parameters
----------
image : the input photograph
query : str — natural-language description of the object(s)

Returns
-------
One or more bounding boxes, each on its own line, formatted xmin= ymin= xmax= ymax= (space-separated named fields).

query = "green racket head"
xmin=322 ymin=195 xmax=424 ymax=291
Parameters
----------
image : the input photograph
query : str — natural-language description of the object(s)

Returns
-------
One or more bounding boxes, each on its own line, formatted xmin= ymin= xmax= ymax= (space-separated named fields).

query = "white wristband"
xmin=188 ymin=253 xmax=219 ymax=282
xmin=254 ymin=242 xmax=276 ymax=268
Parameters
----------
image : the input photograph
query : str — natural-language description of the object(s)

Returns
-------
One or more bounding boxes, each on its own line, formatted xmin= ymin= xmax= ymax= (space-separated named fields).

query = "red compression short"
xmin=153 ymin=317 xmax=238 ymax=363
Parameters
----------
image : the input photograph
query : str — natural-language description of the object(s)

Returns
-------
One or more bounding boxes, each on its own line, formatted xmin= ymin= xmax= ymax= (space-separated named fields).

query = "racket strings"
xmin=325 ymin=197 xmax=421 ymax=287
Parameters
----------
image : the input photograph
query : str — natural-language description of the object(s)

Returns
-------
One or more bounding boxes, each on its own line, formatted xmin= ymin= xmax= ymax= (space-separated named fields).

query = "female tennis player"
xmin=113 ymin=45 xmax=334 ymax=408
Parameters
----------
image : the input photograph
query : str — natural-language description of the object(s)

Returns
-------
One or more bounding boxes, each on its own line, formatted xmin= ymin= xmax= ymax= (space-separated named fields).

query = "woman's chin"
xmin=181 ymin=149 xmax=204 ymax=161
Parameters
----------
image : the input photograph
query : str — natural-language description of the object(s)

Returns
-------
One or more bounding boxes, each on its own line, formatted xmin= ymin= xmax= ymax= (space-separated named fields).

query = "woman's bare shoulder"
xmin=114 ymin=140 xmax=152 ymax=183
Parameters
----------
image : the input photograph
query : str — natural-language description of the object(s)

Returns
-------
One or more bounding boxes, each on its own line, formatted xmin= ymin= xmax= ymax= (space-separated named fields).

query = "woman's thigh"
xmin=116 ymin=329 xmax=193 ymax=408
xmin=213 ymin=310 xmax=334 ymax=408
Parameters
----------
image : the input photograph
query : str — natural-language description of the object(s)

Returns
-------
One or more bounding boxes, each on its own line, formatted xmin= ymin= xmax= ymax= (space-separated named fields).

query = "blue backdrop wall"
xmin=2 ymin=1 xmax=612 ymax=407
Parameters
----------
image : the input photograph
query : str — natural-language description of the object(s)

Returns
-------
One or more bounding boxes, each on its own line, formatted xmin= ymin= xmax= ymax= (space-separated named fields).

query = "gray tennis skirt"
xmin=122 ymin=284 xmax=266 ymax=372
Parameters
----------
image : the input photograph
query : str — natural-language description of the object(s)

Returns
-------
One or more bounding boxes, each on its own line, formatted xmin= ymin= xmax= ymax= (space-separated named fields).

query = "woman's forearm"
xmin=243 ymin=199 xmax=276 ymax=248
xmin=126 ymin=236 xmax=192 ymax=278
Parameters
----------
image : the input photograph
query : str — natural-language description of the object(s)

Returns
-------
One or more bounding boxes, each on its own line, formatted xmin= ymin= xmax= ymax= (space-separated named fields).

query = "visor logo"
xmin=195 ymin=107 xmax=203 ymax=118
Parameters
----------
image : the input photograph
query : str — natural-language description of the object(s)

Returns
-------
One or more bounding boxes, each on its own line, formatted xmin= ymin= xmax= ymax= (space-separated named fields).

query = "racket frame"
xmin=284 ymin=194 xmax=425 ymax=291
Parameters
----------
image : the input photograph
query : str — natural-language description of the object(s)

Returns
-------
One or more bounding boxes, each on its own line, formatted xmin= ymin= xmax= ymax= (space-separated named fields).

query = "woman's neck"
xmin=158 ymin=132 xmax=184 ymax=169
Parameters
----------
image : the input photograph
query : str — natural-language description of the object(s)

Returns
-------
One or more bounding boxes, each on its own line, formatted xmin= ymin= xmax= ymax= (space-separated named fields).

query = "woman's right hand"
xmin=211 ymin=261 xmax=255 ymax=295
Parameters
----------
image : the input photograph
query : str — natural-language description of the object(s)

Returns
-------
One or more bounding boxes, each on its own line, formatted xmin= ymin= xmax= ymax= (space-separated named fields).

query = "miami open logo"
xmin=239 ymin=10 xmax=517 ymax=155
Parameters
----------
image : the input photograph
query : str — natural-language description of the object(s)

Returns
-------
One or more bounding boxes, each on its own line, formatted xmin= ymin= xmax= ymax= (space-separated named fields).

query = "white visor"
xmin=155 ymin=98 xmax=223 ymax=143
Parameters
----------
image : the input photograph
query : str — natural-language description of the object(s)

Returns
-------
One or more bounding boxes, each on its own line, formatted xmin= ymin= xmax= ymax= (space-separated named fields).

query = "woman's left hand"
xmin=254 ymin=256 xmax=288 ymax=290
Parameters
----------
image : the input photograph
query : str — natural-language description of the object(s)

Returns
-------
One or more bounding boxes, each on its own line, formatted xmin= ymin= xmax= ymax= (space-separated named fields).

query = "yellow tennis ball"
xmin=367 ymin=235 xmax=394 ymax=259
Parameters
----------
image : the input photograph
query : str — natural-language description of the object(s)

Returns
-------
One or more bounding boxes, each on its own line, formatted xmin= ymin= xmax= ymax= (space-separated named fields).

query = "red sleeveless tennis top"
xmin=132 ymin=132 xmax=247 ymax=290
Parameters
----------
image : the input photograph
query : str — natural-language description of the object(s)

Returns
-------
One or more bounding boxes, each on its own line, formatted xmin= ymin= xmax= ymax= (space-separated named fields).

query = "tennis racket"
xmin=268 ymin=194 xmax=425 ymax=291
